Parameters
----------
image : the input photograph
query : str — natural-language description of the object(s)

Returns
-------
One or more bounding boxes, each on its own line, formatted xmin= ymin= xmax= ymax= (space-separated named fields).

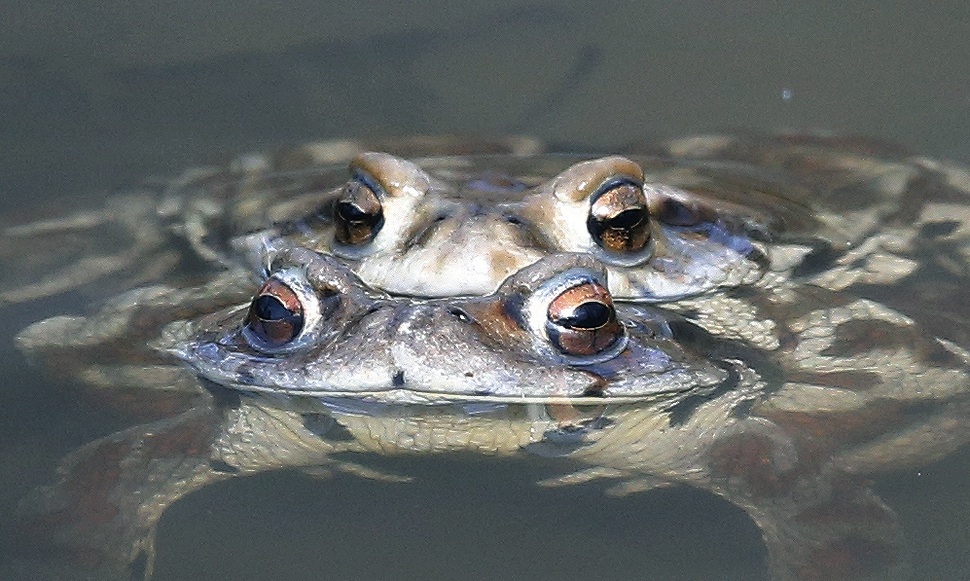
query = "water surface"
xmin=2 ymin=1 xmax=970 ymax=579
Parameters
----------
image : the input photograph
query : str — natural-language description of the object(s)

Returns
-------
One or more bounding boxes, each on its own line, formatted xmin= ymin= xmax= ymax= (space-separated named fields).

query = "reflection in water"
xmin=15 ymin=385 xmax=970 ymax=581
xmin=6 ymin=134 xmax=970 ymax=581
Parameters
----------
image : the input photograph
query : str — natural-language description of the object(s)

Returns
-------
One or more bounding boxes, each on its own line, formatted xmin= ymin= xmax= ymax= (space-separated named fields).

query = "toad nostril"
xmin=449 ymin=308 xmax=472 ymax=323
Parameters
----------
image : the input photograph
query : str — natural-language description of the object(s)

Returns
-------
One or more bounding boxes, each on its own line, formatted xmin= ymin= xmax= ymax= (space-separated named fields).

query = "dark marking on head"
xmin=501 ymin=291 xmax=529 ymax=330
xmin=654 ymin=197 xmax=708 ymax=226
xmin=504 ymin=214 xmax=549 ymax=252
xmin=457 ymin=296 xmax=532 ymax=352
xmin=667 ymin=319 xmax=726 ymax=351
xmin=392 ymin=370 xmax=406 ymax=387
xmin=411 ymin=212 xmax=454 ymax=247
xmin=236 ymin=365 xmax=258 ymax=385
xmin=621 ymin=318 xmax=658 ymax=339
xmin=573 ymin=358 xmax=621 ymax=380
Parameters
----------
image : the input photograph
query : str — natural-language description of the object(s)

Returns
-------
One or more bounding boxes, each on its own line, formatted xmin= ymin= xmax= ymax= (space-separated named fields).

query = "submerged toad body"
xmin=15 ymin=244 xmax=970 ymax=581
xmin=9 ymin=133 xmax=970 ymax=581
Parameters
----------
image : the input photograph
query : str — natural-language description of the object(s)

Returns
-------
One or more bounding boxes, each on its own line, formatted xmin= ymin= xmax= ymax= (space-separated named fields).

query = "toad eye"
xmin=546 ymin=282 xmax=624 ymax=357
xmin=334 ymin=177 xmax=384 ymax=245
xmin=245 ymin=278 xmax=305 ymax=347
xmin=587 ymin=180 xmax=651 ymax=254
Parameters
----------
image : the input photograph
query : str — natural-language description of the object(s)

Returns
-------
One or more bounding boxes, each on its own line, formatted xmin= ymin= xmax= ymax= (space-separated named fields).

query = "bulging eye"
xmin=587 ymin=180 xmax=651 ymax=254
xmin=245 ymin=278 xmax=304 ymax=347
xmin=586 ymin=181 xmax=650 ymax=254
xmin=546 ymin=282 xmax=624 ymax=357
xmin=334 ymin=178 xmax=384 ymax=245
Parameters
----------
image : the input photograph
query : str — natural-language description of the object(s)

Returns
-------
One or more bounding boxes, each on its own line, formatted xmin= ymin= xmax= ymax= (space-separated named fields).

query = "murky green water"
xmin=3 ymin=1 xmax=970 ymax=579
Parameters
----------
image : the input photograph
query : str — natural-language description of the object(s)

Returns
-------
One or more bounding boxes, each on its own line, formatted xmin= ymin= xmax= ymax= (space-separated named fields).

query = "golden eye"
xmin=546 ymin=282 xmax=623 ymax=357
xmin=334 ymin=179 xmax=384 ymax=245
xmin=587 ymin=181 xmax=650 ymax=254
xmin=245 ymin=278 xmax=304 ymax=347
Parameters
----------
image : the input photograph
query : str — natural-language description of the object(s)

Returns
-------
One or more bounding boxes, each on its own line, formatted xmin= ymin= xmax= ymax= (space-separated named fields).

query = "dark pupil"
xmin=558 ymin=301 xmax=611 ymax=329
xmin=334 ymin=193 xmax=385 ymax=246
xmin=254 ymin=295 xmax=291 ymax=321
xmin=605 ymin=208 xmax=646 ymax=230
xmin=247 ymin=294 xmax=304 ymax=346
xmin=336 ymin=200 xmax=378 ymax=225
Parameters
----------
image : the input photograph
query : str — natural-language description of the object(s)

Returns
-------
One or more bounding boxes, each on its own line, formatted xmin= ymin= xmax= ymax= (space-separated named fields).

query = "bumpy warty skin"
xmin=176 ymin=252 xmax=727 ymax=400
xmin=10 ymin=134 xmax=970 ymax=581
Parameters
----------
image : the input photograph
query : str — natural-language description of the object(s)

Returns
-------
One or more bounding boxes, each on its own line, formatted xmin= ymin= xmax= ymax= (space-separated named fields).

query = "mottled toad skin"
xmin=8 ymin=133 xmax=970 ymax=581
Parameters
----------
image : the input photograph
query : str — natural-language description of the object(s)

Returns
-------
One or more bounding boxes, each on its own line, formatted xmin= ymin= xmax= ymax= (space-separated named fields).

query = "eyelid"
xmin=548 ymin=156 xmax=645 ymax=203
xmin=349 ymin=152 xmax=431 ymax=199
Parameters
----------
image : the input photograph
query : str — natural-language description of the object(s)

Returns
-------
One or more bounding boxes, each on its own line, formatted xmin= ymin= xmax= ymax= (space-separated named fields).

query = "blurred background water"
xmin=2 ymin=1 xmax=969 ymax=579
